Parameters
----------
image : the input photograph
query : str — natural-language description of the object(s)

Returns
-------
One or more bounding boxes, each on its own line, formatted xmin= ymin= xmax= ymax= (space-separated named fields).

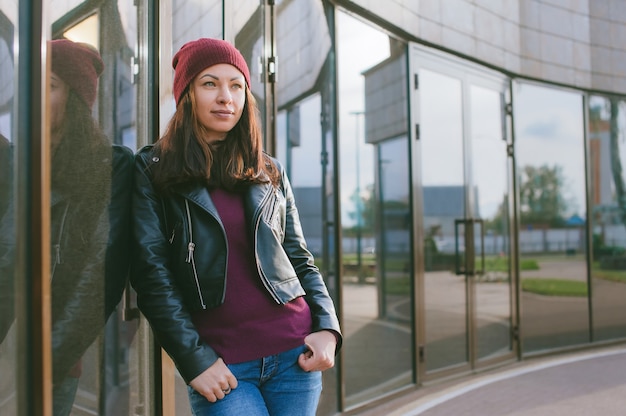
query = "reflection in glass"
xmin=275 ymin=2 xmax=339 ymax=413
xmin=589 ymin=95 xmax=626 ymax=341
xmin=277 ymin=95 xmax=338 ymax=415
xmin=420 ymin=69 xmax=468 ymax=372
xmin=469 ymin=85 xmax=512 ymax=361
xmin=514 ymin=83 xmax=589 ymax=352
xmin=0 ymin=5 xmax=15 ymax=415
xmin=46 ymin=2 xmax=139 ymax=413
xmin=338 ymin=10 xmax=412 ymax=405
xmin=233 ymin=1 xmax=266 ymax=143
xmin=48 ymin=39 xmax=134 ymax=415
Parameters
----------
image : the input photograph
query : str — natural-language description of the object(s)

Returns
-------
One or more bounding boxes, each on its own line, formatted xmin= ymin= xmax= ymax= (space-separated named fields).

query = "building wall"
xmin=347 ymin=0 xmax=626 ymax=94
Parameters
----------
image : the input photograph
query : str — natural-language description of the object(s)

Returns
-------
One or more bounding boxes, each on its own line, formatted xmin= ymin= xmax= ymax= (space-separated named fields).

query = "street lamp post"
xmin=350 ymin=111 xmax=364 ymax=282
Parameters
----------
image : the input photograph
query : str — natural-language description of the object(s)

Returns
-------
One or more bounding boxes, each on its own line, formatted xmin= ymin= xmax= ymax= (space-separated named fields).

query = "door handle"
xmin=454 ymin=218 xmax=485 ymax=276
xmin=474 ymin=218 xmax=485 ymax=276
xmin=454 ymin=219 xmax=465 ymax=275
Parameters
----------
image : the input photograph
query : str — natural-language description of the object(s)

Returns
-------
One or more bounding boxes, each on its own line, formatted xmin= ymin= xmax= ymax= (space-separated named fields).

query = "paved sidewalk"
xmin=352 ymin=345 xmax=626 ymax=416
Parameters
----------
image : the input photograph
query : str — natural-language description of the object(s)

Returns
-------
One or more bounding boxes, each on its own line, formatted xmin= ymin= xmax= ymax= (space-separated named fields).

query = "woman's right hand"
xmin=189 ymin=358 xmax=238 ymax=402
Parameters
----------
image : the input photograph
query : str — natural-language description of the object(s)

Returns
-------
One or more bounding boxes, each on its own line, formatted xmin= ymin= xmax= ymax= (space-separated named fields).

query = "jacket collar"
xmin=175 ymin=185 xmax=219 ymax=218
xmin=175 ymin=181 xmax=273 ymax=218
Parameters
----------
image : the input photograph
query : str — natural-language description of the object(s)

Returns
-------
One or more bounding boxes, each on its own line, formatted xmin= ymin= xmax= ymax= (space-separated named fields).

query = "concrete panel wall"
xmin=348 ymin=0 xmax=626 ymax=94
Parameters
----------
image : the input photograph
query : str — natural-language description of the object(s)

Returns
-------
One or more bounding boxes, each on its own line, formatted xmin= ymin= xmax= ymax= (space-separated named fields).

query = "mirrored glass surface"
xmin=588 ymin=95 xmax=626 ymax=341
xmin=0 ymin=3 xmax=16 ymax=414
xmin=337 ymin=10 xmax=413 ymax=405
xmin=469 ymin=84 xmax=513 ymax=361
xmin=275 ymin=2 xmax=339 ymax=413
xmin=514 ymin=82 xmax=589 ymax=352
xmin=47 ymin=1 xmax=138 ymax=413
xmin=419 ymin=69 xmax=468 ymax=372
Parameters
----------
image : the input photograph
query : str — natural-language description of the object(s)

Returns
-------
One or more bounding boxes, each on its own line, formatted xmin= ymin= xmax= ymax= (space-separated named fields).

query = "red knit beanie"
xmin=51 ymin=39 xmax=104 ymax=109
xmin=172 ymin=38 xmax=251 ymax=106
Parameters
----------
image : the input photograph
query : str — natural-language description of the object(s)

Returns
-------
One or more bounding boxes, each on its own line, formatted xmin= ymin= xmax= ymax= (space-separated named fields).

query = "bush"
xmin=599 ymin=256 xmax=626 ymax=270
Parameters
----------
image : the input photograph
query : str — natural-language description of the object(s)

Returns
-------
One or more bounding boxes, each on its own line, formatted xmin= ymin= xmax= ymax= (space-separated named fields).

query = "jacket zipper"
xmin=51 ymin=202 xmax=70 ymax=280
xmin=185 ymin=199 xmax=207 ymax=309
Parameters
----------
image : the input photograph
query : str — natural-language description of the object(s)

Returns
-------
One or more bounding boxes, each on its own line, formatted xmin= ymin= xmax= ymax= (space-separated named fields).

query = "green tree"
xmin=484 ymin=193 xmax=509 ymax=234
xmin=518 ymin=164 xmax=567 ymax=227
xmin=607 ymin=98 xmax=626 ymax=225
xmin=345 ymin=183 xmax=375 ymax=237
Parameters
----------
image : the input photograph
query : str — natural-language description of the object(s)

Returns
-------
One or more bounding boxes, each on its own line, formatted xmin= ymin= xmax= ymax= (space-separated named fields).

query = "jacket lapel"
xmin=176 ymin=185 xmax=219 ymax=219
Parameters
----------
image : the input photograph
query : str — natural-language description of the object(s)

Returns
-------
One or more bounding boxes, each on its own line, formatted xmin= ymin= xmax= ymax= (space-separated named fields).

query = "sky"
xmin=336 ymin=11 xmax=391 ymax=226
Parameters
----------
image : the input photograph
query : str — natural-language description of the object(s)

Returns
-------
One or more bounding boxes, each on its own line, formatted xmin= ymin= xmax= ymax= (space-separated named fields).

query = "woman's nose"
xmin=217 ymin=86 xmax=232 ymax=103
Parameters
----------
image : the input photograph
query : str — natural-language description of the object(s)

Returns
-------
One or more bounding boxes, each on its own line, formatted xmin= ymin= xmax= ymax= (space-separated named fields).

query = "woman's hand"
xmin=298 ymin=330 xmax=337 ymax=372
xmin=189 ymin=358 xmax=238 ymax=402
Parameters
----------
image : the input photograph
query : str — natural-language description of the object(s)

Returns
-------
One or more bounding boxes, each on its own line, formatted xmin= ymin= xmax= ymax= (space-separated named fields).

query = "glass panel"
xmin=589 ymin=95 xmax=626 ymax=341
xmin=276 ymin=2 xmax=339 ymax=413
xmin=47 ymin=1 xmax=139 ymax=413
xmin=0 ymin=4 xmax=16 ymax=415
xmin=514 ymin=83 xmax=589 ymax=352
xmin=420 ymin=69 xmax=468 ymax=371
xmin=378 ymin=135 xmax=412 ymax=371
xmin=338 ymin=10 xmax=412 ymax=405
xmin=469 ymin=84 xmax=512 ymax=361
xmin=277 ymin=96 xmax=338 ymax=415
xmin=232 ymin=1 xmax=266 ymax=144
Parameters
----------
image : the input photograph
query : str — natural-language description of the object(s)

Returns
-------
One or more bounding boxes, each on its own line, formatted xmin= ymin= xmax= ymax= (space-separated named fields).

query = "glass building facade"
xmin=1 ymin=0 xmax=625 ymax=414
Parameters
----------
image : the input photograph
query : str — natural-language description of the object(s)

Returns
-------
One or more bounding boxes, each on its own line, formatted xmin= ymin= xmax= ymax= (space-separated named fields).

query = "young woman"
xmin=131 ymin=38 xmax=342 ymax=415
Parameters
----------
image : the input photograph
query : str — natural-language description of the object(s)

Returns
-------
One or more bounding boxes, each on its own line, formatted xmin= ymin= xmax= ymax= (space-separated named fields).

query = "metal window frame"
xmin=16 ymin=1 xmax=50 ymax=415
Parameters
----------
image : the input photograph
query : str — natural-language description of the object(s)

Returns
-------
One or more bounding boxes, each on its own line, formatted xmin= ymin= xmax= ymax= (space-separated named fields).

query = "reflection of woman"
xmin=0 ymin=133 xmax=12 ymax=341
xmin=0 ymin=133 xmax=10 ymax=219
xmin=48 ymin=39 xmax=134 ymax=415
xmin=0 ymin=39 xmax=134 ymax=416
xmin=132 ymin=38 xmax=342 ymax=415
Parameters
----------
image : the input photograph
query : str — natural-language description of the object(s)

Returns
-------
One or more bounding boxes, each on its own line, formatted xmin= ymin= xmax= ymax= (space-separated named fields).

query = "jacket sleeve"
xmin=0 ymin=141 xmax=14 ymax=342
xmin=130 ymin=149 xmax=218 ymax=384
xmin=49 ymin=145 xmax=134 ymax=384
xmin=278 ymin=165 xmax=343 ymax=351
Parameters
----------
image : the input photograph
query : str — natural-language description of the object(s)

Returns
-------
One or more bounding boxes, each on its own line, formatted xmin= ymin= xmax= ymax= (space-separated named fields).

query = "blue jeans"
xmin=52 ymin=376 xmax=79 ymax=416
xmin=188 ymin=345 xmax=322 ymax=416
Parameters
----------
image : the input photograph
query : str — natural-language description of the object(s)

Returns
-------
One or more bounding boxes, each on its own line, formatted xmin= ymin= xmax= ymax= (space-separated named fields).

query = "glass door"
xmin=418 ymin=67 xmax=469 ymax=374
xmin=469 ymin=82 xmax=515 ymax=366
xmin=410 ymin=45 xmax=516 ymax=379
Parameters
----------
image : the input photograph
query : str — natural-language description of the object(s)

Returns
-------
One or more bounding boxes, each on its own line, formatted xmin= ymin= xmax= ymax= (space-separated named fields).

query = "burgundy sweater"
xmin=191 ymin=187 xmax=312 ymax=364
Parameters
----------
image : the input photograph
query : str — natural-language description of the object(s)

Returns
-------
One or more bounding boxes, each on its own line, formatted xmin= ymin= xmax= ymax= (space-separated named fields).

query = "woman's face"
xmin=191 ymin=63 xmax=246 ymax=144
xmin=49 ymin=72 xmax=69 ymax=147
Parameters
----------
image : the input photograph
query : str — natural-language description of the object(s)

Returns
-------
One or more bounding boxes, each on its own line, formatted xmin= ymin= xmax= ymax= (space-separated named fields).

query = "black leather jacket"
xmin=131 ymin=145 xmax=342 ymax=383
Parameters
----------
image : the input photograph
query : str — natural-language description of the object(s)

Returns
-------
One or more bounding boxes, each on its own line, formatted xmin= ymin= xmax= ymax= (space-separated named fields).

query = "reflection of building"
xmin=422 ymin=186 xmax=475 ymax=235
xmin=293 ymin=186 xmax=323 ymax=256
xmin=362 ymin=43 xmax=406 ymax=145
xmin=589 ymin=119 xmax=610 ymax=207
xmin=589 ymin=119 xmax=625 ymax=226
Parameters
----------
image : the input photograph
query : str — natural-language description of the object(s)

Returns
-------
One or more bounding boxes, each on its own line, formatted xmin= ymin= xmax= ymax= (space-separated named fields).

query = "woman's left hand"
xmin=298 ymin=330 xmax=337 ymax=372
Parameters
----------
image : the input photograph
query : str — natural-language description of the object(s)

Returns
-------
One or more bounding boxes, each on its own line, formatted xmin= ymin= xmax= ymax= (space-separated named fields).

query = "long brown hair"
xmin=151 ymin=87 xmax=280 ymax=194
xmin=52 ymin=90 xmax=112 ymax=200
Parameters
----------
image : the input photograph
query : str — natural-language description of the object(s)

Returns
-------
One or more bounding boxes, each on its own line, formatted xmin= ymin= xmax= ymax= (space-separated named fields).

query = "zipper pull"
xmin=169 ymin=228 xmax=176 ymax=244
xmin=54 ymin=244 xmax=61 ymax=264
xmin=186 ymin=242 xmax=195 ymax=263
